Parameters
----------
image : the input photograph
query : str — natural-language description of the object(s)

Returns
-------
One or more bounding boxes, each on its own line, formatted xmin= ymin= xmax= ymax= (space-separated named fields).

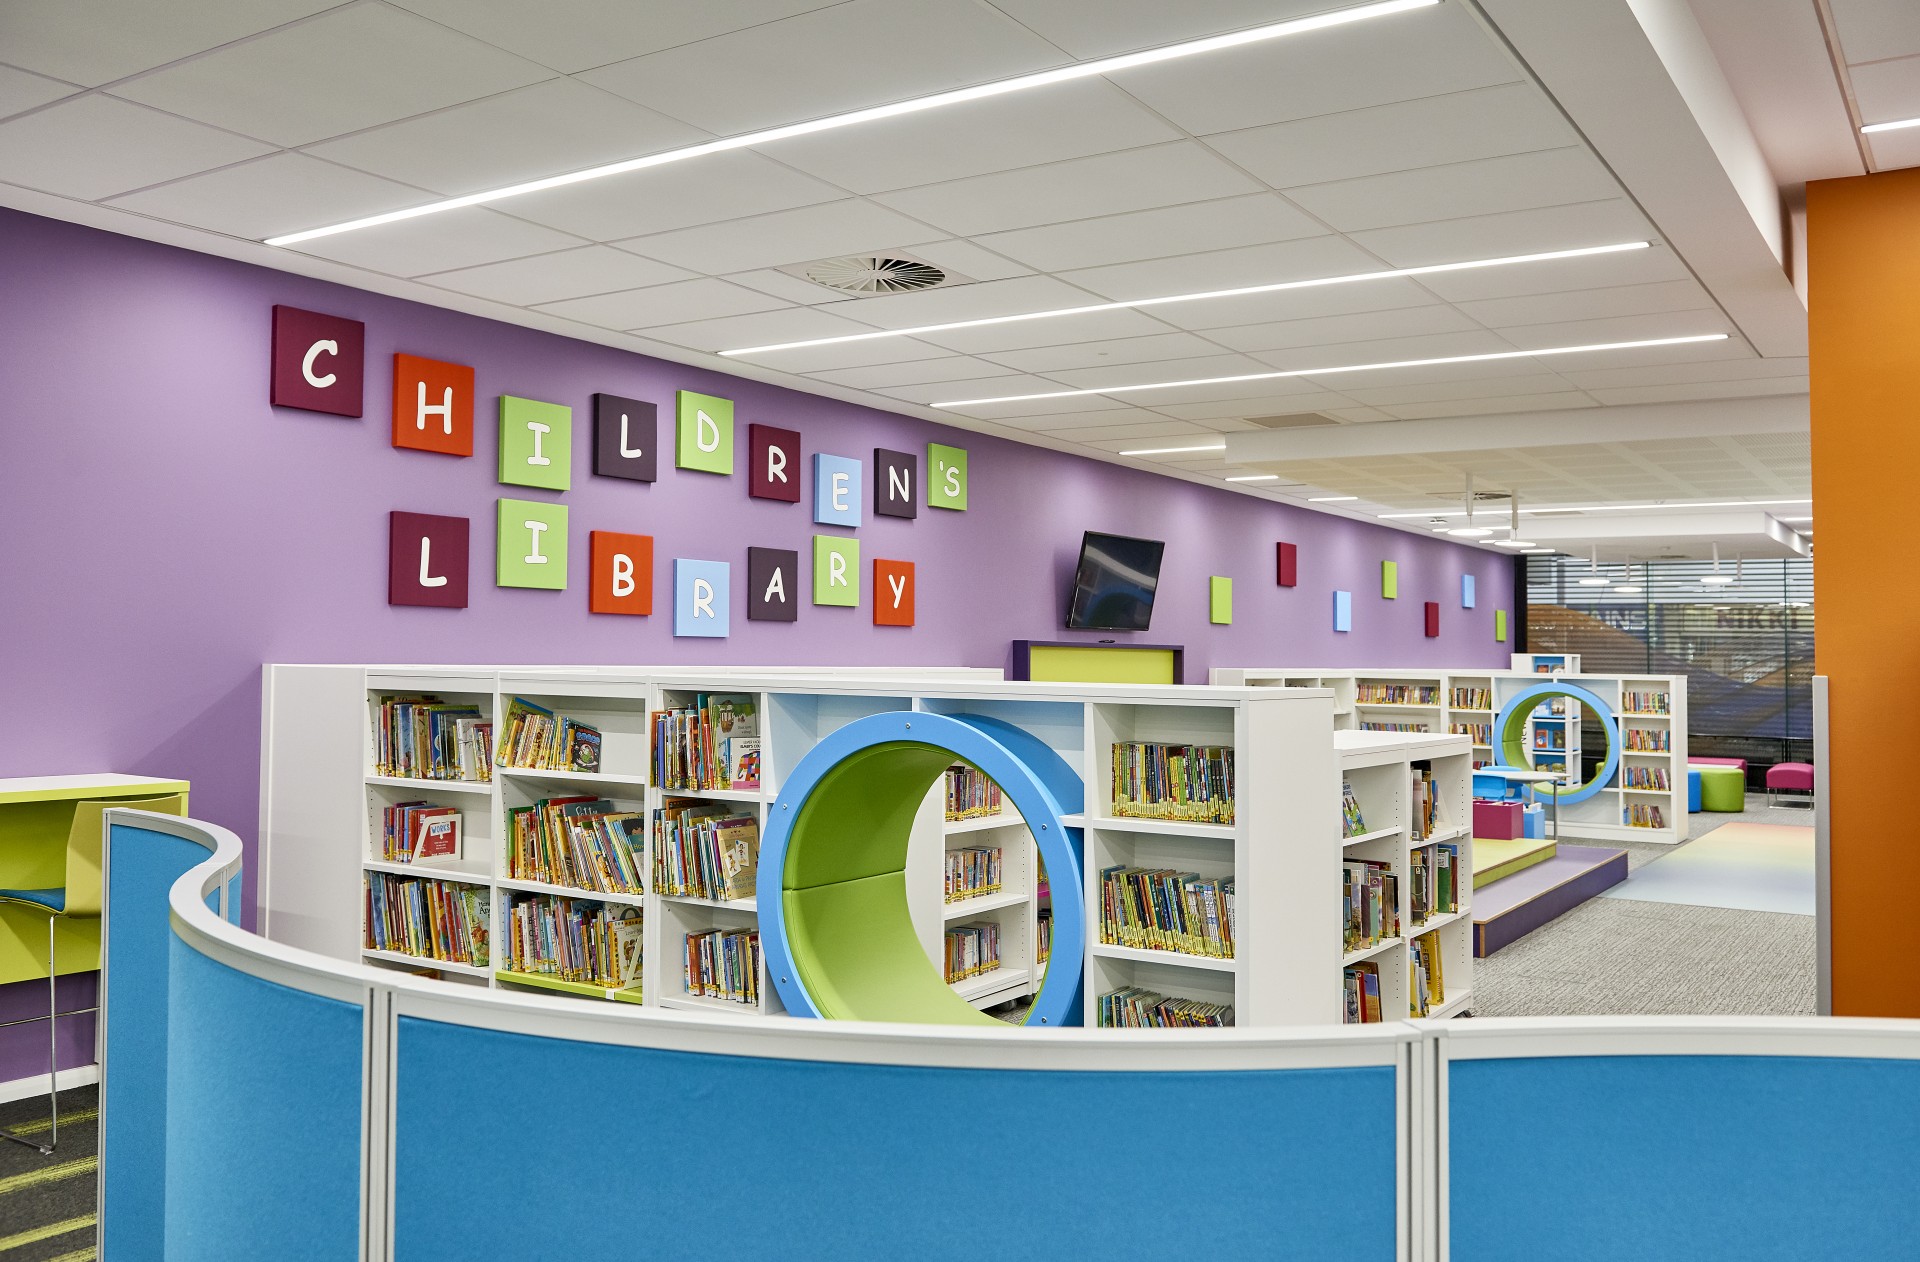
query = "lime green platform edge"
xmin=1473 ymin=837 xmax=1558 ymax=888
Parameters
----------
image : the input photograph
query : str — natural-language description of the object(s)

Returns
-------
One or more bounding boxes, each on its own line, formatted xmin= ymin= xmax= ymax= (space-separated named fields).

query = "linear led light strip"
xmin=263 ymin=0 xmax=1435 ymax=247
xmin=1377 ymin=497 xmax=1811 ymax=518
xmin=939 ymin=333 xmax=1730 ymax=407
xmin=720 ymin=242 xmax=1651 ymax=356
xmin=1862 ymin=116 xmax=1920 ymax=134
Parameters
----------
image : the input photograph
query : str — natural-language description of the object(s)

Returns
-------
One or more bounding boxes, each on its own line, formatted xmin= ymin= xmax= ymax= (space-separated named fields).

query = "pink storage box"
xmin=1473 ymin=799 xmax=1523 ymax=840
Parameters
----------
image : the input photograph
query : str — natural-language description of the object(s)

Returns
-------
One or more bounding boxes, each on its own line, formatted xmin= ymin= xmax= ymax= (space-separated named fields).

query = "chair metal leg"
xmin=0 ymin=913 xmax=58 ymax=1156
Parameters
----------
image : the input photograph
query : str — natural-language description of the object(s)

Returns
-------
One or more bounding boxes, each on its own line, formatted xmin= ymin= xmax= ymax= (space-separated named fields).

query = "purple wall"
xmin=0 ymin=207 xmax=1507 ymax=1070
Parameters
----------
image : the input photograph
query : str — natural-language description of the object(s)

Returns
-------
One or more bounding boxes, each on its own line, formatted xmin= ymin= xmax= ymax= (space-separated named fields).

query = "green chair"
xmin=1696 ymin=766 xmax=1745 ymax=813
xmin=0 ymin=794 xmax=185 ymax=1154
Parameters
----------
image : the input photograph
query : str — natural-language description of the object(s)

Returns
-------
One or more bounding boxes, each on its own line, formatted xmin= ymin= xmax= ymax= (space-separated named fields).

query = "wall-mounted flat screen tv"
xmin=1065 ymin=531 xmax=1166 ymax=631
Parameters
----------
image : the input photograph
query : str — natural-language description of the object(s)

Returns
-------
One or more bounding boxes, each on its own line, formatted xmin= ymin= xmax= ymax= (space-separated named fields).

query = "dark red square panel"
xmin=271 ymin=305 xmax=364 ymax=417
xmin=749 ymin=424 xmax=801 ymax=502
xmin=1277 ymin=541 xmax=1298 ymax=587
xmin=389 ymin=512 xmax=468 ymax=608
xmin=1425 ymin=601 xmax=1440 ymax=638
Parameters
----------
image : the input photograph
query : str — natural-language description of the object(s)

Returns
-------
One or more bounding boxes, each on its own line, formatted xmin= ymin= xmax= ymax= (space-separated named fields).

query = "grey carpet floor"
xmin=1473 ymin=794 xmax=1817 ymax=1017
xmin=0 ymin=1084 xmax=97 ymax=1261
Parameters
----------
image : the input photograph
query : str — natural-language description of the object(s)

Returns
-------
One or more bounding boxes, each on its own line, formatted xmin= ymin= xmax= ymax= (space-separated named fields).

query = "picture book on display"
xmin=502 ymin=892 xmax=641 ymax=991
xmin=496 ymin=697 xmax=603 ymax=772
xmin=652 ymin=694 xmax=760 ymax=791
xmin=373 ymin=695 xmax=492 ymax=782
xmin=1341 ymin=780 xmax=1367 ymax=838
xmin=1343 ymin=962 xmax=1383 ymax=1024
xmin=1343 ymin=860 xmax=1399 ymax=953
xmin=382 ymin=801 xmax=462 ymax=864
xmin=364 ymin=871 xmax=489 ymax=968
xmin=506 ymin=796 xmax=646 ymax=894
xmin=654 ymin=798 xmax=758 ymax=900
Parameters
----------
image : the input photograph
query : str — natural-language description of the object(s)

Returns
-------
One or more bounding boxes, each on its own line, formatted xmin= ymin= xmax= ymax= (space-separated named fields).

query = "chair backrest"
xmin=66 ymin=795 xmax=187 ymax=917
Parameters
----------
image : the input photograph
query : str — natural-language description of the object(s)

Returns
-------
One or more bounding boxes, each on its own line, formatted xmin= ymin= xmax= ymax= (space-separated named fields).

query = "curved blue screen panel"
xmin=393 ymin=1017 xmax=1397 ymax=1259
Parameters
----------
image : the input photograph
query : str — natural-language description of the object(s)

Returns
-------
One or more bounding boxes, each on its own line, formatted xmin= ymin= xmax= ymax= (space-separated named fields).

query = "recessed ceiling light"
xmin=1309 ymin=495 xmax=1359 ymax=502
xmin=264 ymin=0 xmax=1436 ymax=246
xmin=934 ymin=335 xmax=1730 ymax=407
xmin=720 ymin=242 xmax=1651 ymax=356
xmin=1613 ymin=585 xmax=1644 ymax=594
xmin=1576 ymin=577 xmax=1611 ymax=585
xmin=1863 ymin=116 xmax=1920 ymax=134
xmin=1378 ymin=496 xmax=1808 ymax=519
xmin=1118 ymin=442 xmax=1227 ymax=456
xmin=1226 ymin=474 xmax=1280 ymax=482
xmin=1493 ymin=539 xmax=1537 ymax=548
xmin=1447 ymin=527 xmax=1495 ymax=537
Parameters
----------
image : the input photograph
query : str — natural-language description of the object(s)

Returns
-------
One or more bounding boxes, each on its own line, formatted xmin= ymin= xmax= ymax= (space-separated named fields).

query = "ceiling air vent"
xmin=792 ymin=254 xmax=952 ymax=295
xmin=1245 ymin=412 xmax=1338 ymax=429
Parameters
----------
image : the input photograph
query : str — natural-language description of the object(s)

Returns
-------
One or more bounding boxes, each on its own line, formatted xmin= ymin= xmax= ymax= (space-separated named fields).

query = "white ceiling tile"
xmin=901 ymin=238 xmax=1034 ymax=282
xmin=721 ymin=267 xmax=851 ymax=305
xmin=1585 ymin=377 xmax=1810 ymax=406
xmin=287 ymin=206 xmax=584 ymax=276
xmin=1489 ymin=309 xmax=1732 ymax=350
xmin=929 ymin=391 xmax=1155 ymax=420
xmin=501 ymin=151 xmax=841 ymax=240
xmin=1864 ymin=123 xmax=1920 ymax=172
xmin=1146 ymin=278 xmax=1443 ymax=332
xmin=769 ymin=80 xmax=1183 ymax=195
xmin=1101 ymin=378 xmax=1337 ymax=408
xmin=1292 ymin=353 xmax=1576 ymax=390
xmin=387 ymin=0 xmax=845 ymax=74
xmin=418 ymin=245 xmax=696 ymax=305
xmin=302 ymin=78 xmax=708 ymax=197
xmin=0 ymin=65 xmax=79 ymax=119
xmin=109 ymin=3 xmax=554 ymax=147
xmin=1253 ymin=328 xmax=1521 ymax=372
xmin=536 ymin=278 xmax=789 ymax=330
xmin=0 ymin=0 xmax=335 ymax=86
xmin=1828 ymin=0 xmax=1920 ymax=64
xmin=1206 ymin=82 xmax=1574 ymax=191
xmin=1322 ymin=406 xmax=1395 ymax=422
xmin=636 ymin=306 xmax=885 ymax=354
xmin=1206 ymin=304 xmax=1483 ymax=354
xmin=615 ymin=200 xmax=944 ymax=274
xmin=1411 ymin=240 xmax=1691 ymax=304
xmin=1452 ymin=280 xmax=1715 ymax=328
xmin=871 ymin=141 xmax=1264 ymax=237
xmin=1340 ymin=373 xmax=1581 ymax=408
xmin=974 ymin=193 xmax=1326 ymax=273
xmin=106 ymin=151 xmax=429 ymax=239
xmin=874 ymin=373 xmax=1080 ymax=404
xmin=1109 ymin=2 xmax=1520 ymax=135
xmin=1048 ymin=420 xmax=1221 ymax=441
xmin=721 ymin=334 xmax=956 ymax=374
xmin=1838 ymin=55 xmax=1920 ymax=125
xmin=0 ymin=94 xmax=270 ymax=199
xmin=1040 ymin=353 xmax=1276 ymax=390
xmin=1347 ymin=199 xmax=1658 ymax=270
xmin=980 ymin=331 xmax=1229 ymax=373
xmin=1280 ymin=147 xmax=1620 ymax=233
xmin=583 ymin=0 xmax=1065 ymax=134
xmin=1558 ymin=356 xmax=1799 ymax=390
xmin=807 ymin=357 xmax=1012 ymax=390
xmin=1011 ymin=407 xmax=1184 ymax=431
xmin=1381 ymin=393 xmax=1597 ymax=420
xmin=911 ymin=307 xmax=1179 ymax=355
xmin=986 ymin=0 xmax=1335 ymax=58
xmin=809 ymin=274 xmax=1104 ymax=330
xmin=1056 ymin=234 xmax=1386 ymax=303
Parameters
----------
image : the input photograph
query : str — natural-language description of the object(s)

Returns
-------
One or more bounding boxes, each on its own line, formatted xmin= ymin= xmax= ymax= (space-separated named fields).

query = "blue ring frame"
xmin=1492 ymin=682 xmax=1622 ymax=806
xmin=760 ymin=710 xmax=1086 ymax=1027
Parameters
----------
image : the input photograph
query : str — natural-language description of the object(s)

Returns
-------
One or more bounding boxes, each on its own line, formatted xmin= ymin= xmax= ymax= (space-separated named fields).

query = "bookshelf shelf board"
xmin=496 ymin=767 xmax=649 ymax=789
xmin=361 ymin=948 xmax=490 ymax=978
xmin=941 ymin=889 xmax=1029 ymax=919
xmin=1343 ymin=826 xmax=1403 ymax=847
xmin=659 ymin=991 xmax=764 ymax=1015
xmin=659 ymin=892 xmax=760 ymax=914
xmin=1416 ymin=825 xmax=1469 ymax=846
xmin=362 ymin=858 xmax=491 ymax=884
xmin=1091 ymin=942 xmax=1238 ymax=973
xmin=1343 ymin=936 xmax=1403 ymax=967
xmin=497 ymin=877 xmax=646 ymax=907
xmin=1428 ymin=990 xmax=1473 ymax=1020
xmin=1452 ymin=707 xmax=1493 ymax=714
xmin=1621 ymin=788 xmax=1672 ymax=797
xmin=1058 ymin=812 xmax=1085 ymax=828
xmin=1356 ymin=702 xmax=1441 ymax=710
xmin=365 ymin=775 xmax=492 ymax=795
xmin=496 ymin=970 xmax=643 ymax=1003
xmin=951 ymin=965 xmax=1030 ymax=1003
xmin=657 ymin=785 xmax=762 ymax=803
xmin=1620 ymin=711 xmax=1672 ymax=718
xmin=943 ymin=813 xmax=1027 ymax=835
xmin=1411 ymin=909 xmax=1468 ymax=934
xmin=1087 ymin=816 xmax=1236 ymax=840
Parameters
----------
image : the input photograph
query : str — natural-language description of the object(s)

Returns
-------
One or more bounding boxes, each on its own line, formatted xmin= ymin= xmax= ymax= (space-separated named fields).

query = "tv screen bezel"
xmin=1065 ymin=530 xmax=1166 ymax=632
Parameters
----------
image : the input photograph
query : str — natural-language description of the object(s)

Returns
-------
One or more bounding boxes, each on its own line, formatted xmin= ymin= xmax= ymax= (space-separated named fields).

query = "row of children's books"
xmin=1622 ymin=691 xmax=1671 ymax=715
xmin=943 ymin=921 xmax=1001 ymax=983
xmin=1449 ymin=686 xmax=1493 ymax=710
xmin=1360 ymin=721 xmax=1428 ymax=734
xmin=1110 ymin=742 xmax=1235 ymax=824
xmin=1410 ymin=843 xmax=1458 ymax=925
xmin=1357 ymin=683 xmax=1440 ymax=706
xmin=1099 ymin=866 xmax=1236 ymax=958
xmin=364 ymin=871 xmax=489 ymax=967
xmin=501 ymin=893 xmax=642 ymax=989
xmin=1098 ymin=987 xmax=1234 ymax=1028
xmin=1626 ymin=803 xmax=1668 ymax=829
xmin=507 ymin=796 xmax=645 ymax=894
xmin=1343 ymin=860 xmax=1399 ymax=954
xmin=651 ymin=694 xmax=760 ymax=791
xmin=945 ymin=764 xmax=1003 ymax=820
xmin=654 ymin=799 xmax=758 ymax=901
xmin=372 ymin=695 xmax=492 ymax=782
xmin=1411 ymin=767 xmax=1443 ymax=840
xmin=497 ymin=697 xmax=602 ymax=773
xmin=1410 ymin=930 xmax=1445 ymax=1016
xmin=1450 ymin=722 xmax=1492 ymax=745
xmin=684 ymin=927 xmax=760 ymax=1004
xmin=1625 ymin=728 xmax=1672 ymax=751
xmin=1343 ymin=961 xmax=1384 ymax=1023
xmin=1623 ymin=765 xmax=1671 ymax=790
xmin=380 ymin=801 xmax=462 ymax=864
xmin=944 ymin=845 xmax=1002 ymax=902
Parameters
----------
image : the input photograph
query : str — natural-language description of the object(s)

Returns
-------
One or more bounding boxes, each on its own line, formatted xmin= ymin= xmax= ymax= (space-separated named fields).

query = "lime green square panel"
xmin=498 ymin=396 xmax=571 ymax=490
xmin=1210 ymin=575 xmax=1232 ymax=624
xmin=1382 ymin=560 xmax=1398 ymax=599
xmin=813 ymin=535 xmax=860 ymax=606
xmin=497 ymin=498 xmax=568 ymax=589
xmin=1496 ymin=609 xmax=1508 ymax=642
xmin=928 ymin=443 xmax=968 ymax=510
xmin=676 ymin=390 xmax=734 ymax=474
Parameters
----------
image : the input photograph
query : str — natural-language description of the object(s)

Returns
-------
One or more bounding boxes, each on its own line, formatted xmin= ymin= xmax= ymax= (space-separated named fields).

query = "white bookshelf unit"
xmin=261 ymin=666 xmax=1363 ymax=1028
xmin=1213 ymin=667 xmax=1689 ymax=844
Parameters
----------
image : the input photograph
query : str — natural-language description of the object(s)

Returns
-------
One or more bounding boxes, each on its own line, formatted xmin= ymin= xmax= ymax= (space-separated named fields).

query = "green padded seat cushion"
xmin=1697 ymin=766 xmax=1745 ymax=812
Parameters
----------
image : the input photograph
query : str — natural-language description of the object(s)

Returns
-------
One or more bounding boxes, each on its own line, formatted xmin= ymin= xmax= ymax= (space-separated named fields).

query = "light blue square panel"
xmin=813 ymin=453 xmax=863 ymax=527
xmin=1463 ymin=574 xmax=1476 ymax=608
xmin=1334 ymin=590 xmax=1352 ymax=632
xmin=673 ymin=558 xmax=730 ymax=637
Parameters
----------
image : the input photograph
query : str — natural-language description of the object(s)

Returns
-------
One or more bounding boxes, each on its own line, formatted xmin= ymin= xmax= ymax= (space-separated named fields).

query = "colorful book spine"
xmin=944 ymin=765 xmax=1004 ymax=820
xmin=1626 ymin=803 xmax=1668 ymax=829
xmin=506 ymin=798 xmax=646 ymax=893
xmin=1099 ymin=987 xmax=1233 ymax=1027
xmin=495 ymin=697 xmax=603 ymax=773
xmin=1625 ymin=728 xmax=1672 ymax=752
xmin=944 ymin=846 xmax=1003 ymax=902
xmin=371 ymin=695 xmax=492 ymax=782
xmin=1099 ymin=866 xmax=1235 ymax=958
xmin=1356 ymin=683 xmax=1441 ymax=705
xmin=944 ymin=922 xmax=1001 ymax=983
xmin=1360 ymin=721 xmax=1428 ymax=733
xmin=501 ymin=893 xmax=642 ymax=990
xmin=1448 ymin=687 xmax=1492 ymax=709
xmin=363 ymin=871 xmax=489 ymax=967
xmin=1449 ymin=722 xmax=1492 ymax=745
xmin=652 ymin=803 xmax=758 ymax=901
xmin=683 ymin=927 xmax=760 ymax=1004
xmin=1110 ymin=742 xmax=1235 ymax=824
xmin=1623 ymin=691 xmax=1671 ymax=715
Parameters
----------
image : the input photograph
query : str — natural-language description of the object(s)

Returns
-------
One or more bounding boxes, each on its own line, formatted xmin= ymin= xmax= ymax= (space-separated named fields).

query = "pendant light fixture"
xmin=1447 ymin=471 xmax=1493 ymax=537
xmin=1494 ymin=490 xmax=1535 ymax=547
xmin=1577 ymin=546 xmax=1609 ymax=585
xmin=1701 ymin=542 xmax=1736 ymax=585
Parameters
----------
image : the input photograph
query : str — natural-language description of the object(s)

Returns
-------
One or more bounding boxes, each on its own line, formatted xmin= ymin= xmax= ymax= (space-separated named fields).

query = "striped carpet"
xmin=0 ymin=1086 xmax=97 ymax=1262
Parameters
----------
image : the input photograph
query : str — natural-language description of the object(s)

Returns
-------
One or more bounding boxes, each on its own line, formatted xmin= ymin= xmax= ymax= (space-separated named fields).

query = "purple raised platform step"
xmin=1473 ymin=844 xmax=1629 ymax=957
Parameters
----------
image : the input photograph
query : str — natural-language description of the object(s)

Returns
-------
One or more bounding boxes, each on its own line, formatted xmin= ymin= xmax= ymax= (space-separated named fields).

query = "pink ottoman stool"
xmin=1766 ymin=762 xmax=1814 ymax=808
